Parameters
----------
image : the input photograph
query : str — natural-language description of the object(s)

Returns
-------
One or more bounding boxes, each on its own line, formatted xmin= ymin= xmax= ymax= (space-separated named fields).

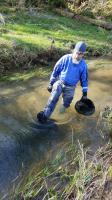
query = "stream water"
xmin=0 ymin=57 xmax=112 ymax=199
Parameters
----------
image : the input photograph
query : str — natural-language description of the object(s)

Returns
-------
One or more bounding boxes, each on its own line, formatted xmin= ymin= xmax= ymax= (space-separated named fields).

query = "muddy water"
xmin=0 ymin=57 xmax=112 ymax=198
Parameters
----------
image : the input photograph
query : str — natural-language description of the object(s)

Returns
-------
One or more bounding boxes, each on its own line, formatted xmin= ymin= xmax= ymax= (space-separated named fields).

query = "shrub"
xmin=48 ymin=0 xmax=66 ymax=8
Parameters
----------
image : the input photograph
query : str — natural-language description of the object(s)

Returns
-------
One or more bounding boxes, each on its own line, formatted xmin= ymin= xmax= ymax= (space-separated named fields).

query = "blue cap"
xmin=74 ymin=41 xmax=86 ymax=53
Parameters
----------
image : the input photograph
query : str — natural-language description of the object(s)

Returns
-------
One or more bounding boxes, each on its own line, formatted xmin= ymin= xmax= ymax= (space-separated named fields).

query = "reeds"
xmin=12 ymin=139 xmax=112 ymax=200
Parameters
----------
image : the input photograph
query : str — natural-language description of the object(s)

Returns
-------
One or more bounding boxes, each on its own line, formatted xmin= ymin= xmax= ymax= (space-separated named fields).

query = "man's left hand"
xmin=81 ymin=91 xmax=87 ymax=100
xmin=81 ymin=95 xmax=87 ymax=100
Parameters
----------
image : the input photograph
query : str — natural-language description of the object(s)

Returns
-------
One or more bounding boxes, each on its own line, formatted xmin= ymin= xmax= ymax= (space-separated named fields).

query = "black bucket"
xmin=75 ymin=98 xmax=95 ymax=116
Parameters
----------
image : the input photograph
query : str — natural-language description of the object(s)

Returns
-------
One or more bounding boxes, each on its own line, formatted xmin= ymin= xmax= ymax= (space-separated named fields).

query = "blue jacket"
xmin=49 ymin=54 xmax=88 ymax=92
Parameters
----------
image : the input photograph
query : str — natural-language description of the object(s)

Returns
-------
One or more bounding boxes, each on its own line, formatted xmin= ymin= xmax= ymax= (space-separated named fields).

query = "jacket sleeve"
xmin=80 ymin=61 xmax=88 ymax=93
xmin=49 ymin=56 xmax=65 ymax=85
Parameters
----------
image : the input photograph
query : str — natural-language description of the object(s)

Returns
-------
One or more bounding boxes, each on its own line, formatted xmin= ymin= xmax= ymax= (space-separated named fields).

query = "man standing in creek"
xmin=37 ymin=41 xmax=88 ymax=123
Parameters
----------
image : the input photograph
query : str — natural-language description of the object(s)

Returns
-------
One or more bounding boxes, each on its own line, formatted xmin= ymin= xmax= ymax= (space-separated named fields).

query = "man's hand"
xmin=47 ymin=84 xmax=53 ymax=93
xmin=81 ymin=91 xmax=87 ymax=100
xmin=82 ymin=95 xmax=87 ymax=100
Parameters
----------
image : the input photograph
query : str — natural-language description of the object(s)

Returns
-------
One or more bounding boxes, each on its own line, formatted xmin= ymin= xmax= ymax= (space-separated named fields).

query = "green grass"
xmin=0 ymin=8 xmax=112 ymax=78
xmin=0 ymin=67 xmax=51 ymax=82
xmin=0 ymin=9 xmax=111 ymax=54
xmin=0 ymin=8 xmax=111 ymax=77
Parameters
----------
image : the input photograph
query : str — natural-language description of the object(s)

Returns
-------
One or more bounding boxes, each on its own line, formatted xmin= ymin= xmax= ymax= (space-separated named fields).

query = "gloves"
xmin=81 ymin=91 xmax=87 ymax=100
xmin=47 ymin=84 xmax=53 ymax=93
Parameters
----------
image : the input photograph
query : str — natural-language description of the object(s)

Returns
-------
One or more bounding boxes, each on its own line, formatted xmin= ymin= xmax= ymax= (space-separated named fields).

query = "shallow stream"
xmin=0 ymin=57 xmax=112 ymax=198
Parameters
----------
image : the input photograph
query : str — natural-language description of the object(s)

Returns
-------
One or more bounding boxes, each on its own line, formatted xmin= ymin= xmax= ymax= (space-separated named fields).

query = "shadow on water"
xmin=0 ymin=57 xmax=112 ymax=198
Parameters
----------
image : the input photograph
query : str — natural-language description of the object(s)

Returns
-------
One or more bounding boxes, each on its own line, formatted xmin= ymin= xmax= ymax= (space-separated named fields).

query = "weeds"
xmin=12 ymin=139 xmax=112 ymax=200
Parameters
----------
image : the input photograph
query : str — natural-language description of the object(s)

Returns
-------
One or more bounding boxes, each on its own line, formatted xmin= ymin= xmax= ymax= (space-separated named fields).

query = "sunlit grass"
xmin=0 ymin=8 xmax=111 ymax=82
xmin=3 ymin=33 xmax=53 ymax=49
xmin=0 ymin=10 xmax=111 ymax=54
xmin=0 ymin=67 xmax=51 ymax=82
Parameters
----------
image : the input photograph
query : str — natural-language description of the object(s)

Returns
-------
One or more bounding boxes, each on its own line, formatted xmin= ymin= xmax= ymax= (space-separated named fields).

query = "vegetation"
xmin=8 ymin=107 xmax=111 ymax=200
xmin=0 ymin=2 xmax=112 ymax=200
xmin=1 ymin=1 xmax=112 ymax=19
xmin=12 ymin=142 xmax=112 ymax=200
xmin=0 ymin=6 xmax=112 ymax=76
xmin=0 ymin=1 xmax=112 ymax=76
xmin=67 ymin=0 xmax=112 ymax=20
xmin=48 ymin=0 xmax=66 ymax=8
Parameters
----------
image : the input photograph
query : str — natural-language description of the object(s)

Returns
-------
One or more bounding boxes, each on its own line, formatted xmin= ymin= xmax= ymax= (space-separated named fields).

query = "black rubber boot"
xmin=37 ymin=111 xmax=48 ymax=123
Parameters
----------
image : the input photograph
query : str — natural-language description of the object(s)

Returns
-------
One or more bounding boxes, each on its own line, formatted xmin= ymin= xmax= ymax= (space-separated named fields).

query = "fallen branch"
xmin=74 ymin=14 xmax=112 ymax=30
xmin=55 ymin=8 xmax=112 ymax=30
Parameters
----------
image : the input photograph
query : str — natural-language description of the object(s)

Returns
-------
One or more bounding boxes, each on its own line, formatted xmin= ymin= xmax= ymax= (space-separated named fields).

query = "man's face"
xmin=73 ymin=50 xmax=84 ymax=61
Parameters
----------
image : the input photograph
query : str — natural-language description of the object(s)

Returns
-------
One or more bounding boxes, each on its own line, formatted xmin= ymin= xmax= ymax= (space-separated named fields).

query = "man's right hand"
xmin=47 ymin=84 xmax=53 ymax=93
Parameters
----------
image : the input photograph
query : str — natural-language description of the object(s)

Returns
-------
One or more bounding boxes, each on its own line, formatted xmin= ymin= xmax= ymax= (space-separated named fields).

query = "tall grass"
xmin=9 ymin=107 xmax=112 ymax=200
xmin=12 ymin=141 xmax=112 ymax=200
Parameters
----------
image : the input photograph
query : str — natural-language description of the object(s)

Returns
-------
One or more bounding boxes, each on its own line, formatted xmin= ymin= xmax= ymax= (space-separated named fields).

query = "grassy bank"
xmin=12 ymin=141 xmax=112 ymax=200
xmin=0 ymin=66 xmax=51 ymax=82
xmin=0 ymin=7 xmax=112 ymax=75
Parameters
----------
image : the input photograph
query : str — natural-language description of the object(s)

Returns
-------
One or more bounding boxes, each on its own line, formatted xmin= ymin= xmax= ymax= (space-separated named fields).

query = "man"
xmin=37 ymin=41 xmax=88 ymax=123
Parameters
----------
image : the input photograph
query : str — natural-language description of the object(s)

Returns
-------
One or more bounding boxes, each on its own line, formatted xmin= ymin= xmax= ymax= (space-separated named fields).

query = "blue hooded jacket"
xmin=49 ymin=54 xmax=88 ymax=92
